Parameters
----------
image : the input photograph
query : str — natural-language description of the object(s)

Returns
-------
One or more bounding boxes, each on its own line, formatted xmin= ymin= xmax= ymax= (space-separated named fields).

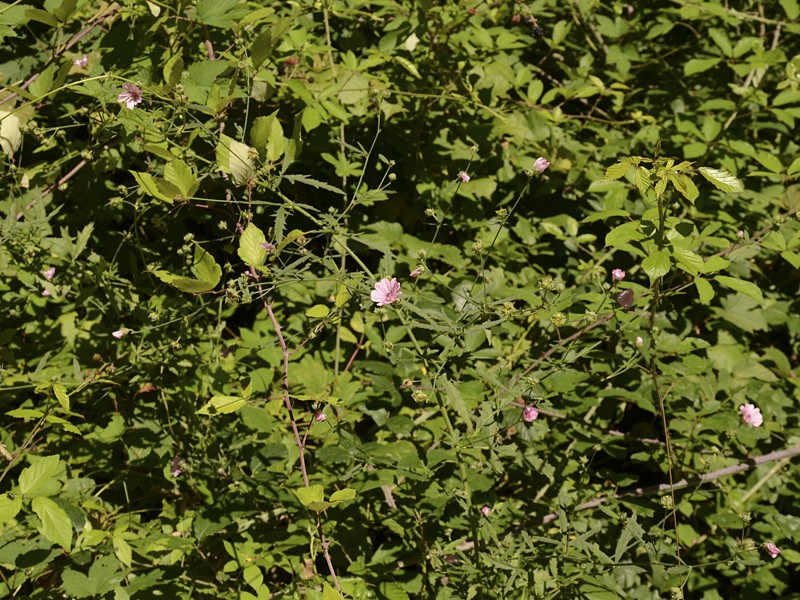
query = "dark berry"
xmin=530 ymin=25 xmax=544 ymax=38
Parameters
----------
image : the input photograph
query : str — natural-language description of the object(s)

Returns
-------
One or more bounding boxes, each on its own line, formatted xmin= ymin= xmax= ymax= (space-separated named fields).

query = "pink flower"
xmin=170 ymin=455 xmax=182 ymax=478
xmin=480 ymin=505 xmax=491 ymax=517
xmin=42 ymin=289 xmax=50 ymax=297
xmin=117 ymin=82 xmax=143 ymax=110
xmin=73 ymin=55 xmax=88 ymax=68
xmin=737 ymin=230 xmax=745 ymax=238
xmin=457 ymin=171 xmax=470 ymax=183
xmin=615 ymin=289 xmax=634 ymax=309
xmin=532 ymin=157 xmax=550 ymax=173
xmin=522 ymin=405 xmax=539 ymax=423
xmin=635 ymin=336 xmax=643 ymax=347
xmin=259 ymin=242 xmax=275 ymax=253
xmin=410 ymin=265 xmax=425 ymax=278
xmin=764 ymin=542 xmax=781 ymax=559
xmin=315 ymin=412 xmax=327 ymax=423
xmin=112 ymin=329 xmax=126 ymax=339
xmin=371 ymin=277 xmax=402 ymax=306
xmin=740 ymin=403 xmax=763 ymax=427
xmin=43 ymin=267 xmax=56 ymax=280
xmin=612 ymin=268 xmax=626 ymax=282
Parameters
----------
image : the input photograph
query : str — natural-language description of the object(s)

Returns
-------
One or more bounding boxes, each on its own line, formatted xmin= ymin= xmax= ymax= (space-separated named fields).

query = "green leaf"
xmin=216 ymin=134 xmax=256 ymax=185
xmin=698 ymin=167 xmax=743 ymax=193
xmin=197 ymin=395 xmax=247 ymax=416
xmin=605 ymin=221 xmax=644 ymax=247
xmin=130 ymin=171 xmax=174 ymax=204
xmin=19 ymin=455 xmax=61 ymax=498
xmin=329 ymin=488 xmax=356 ymax=504
xmin=394 ymin=55 xmax=421 ymax=79
xmin=52 ymin=383 xmax=70 ymax=411
xmin=0 ymin=493 xmax=22 ymax=523
xmin=305 ymin=304 xmax=330 ymax=318
xmin=753 ymin=151 xmax=783 ymax=174
xmin=295 ymin=485 xmax=328 ymax=511
xmin=0 ymin=110 xmax=23 ymax=159
xmin=113 ymin=533 xmax=132 ymax=568
xmin=190 ymin=243 xmax=222 ymax=286
xmin=684 ymin=57 xmax=721 ymax=76
xmin=672 ymin=246 xmax=704 ymax=276
xmin=163 ymin=159 xmax=198 ymax=200
xmin=642 ymin=249 xmax=671 ymax=280
xmin=238 ymin=222 xmax=268 ymax=267
xmin=32 ymin=496 xmax=72 ymax=550
xmin=61 ymin=555 xmax=120 ymax=598
xmin=195 ymin=0 xmax=247 ymax=27
xmin=604 ymin=162 xmax=629 ymax=180
xmin=162 ymin=52 xmax=184 ymax=86
xmin=154 ymin=271 xmax=218 ymax=293
xmin=581 ymin=209 xmax=630 ymax=223
xmin=714 ymin=275 xmax=763 ymax=302
xmin=250 ymin=112 xmax=285 ymax=162
xmin=283 ymin=174 xmax=346 ymax=196
xmin=323 ymin=584 xmax=344 ymax=600
xmin=695 ymin=278 xmax=715 ymax=305
xmin=441 ymin=375 xmax=474 ymax=433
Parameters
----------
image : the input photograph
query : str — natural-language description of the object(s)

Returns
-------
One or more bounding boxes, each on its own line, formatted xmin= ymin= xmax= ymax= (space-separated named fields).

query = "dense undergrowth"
xmin=2 ymin=0 xmax=800 ymax=598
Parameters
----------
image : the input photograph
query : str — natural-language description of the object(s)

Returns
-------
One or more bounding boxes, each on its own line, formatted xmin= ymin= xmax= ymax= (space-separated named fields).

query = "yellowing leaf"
xmin=238 ymin=222 xmax=267 ymax=267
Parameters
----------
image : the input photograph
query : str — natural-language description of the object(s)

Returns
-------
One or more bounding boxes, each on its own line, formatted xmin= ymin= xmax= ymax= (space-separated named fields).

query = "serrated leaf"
xmin=604 ymin=162 xmax=629 ymax=181
xmin=250 ymin=112 xmax=285 ymax=162
xmin=695 ymin=278 xmax=715 ymax=304
xmin=305 ymin=304 xmax=330 ymax=318
xmin=329 ymin=488 xmax=356 ymax=504
xmin=197 ymin=395 xmax=247 ymax=416
xmin=238 ymin=222 xmax=268 ymax=266
xmin=642 ymin=249 xmax=671 ymax=280
xmin=698 ymin=167 xmax=743 ymax=193
xmin=19 ymin=455 xmax=60 ymax=497
xmin=0 ymin=110 xmax=23 ymax=159
xmin=52 ymin=383 xmax=70 ymax=411
xmin=163 ymin=159 xmax=198 ymax=199
xmin=684 ymin=57 xmax=721 ymax=76
xmin=605 ymin=221 xmax=644 ymax=247
xmin=216 ymin=134 xmax=256 ymax=185
xmin=295 ymin=485 xmax=325 ymax=508
xmin=714 ymin=275 xmax=763 ymax=302
xmin=130 ymin=171 xmax=174 ymax=203
xmin=113 ymin=534 xmax=132 ymax=567
xmin=0 ymin=493 xmax=22 ymax=523
xmin=672 ymin=246 xmax=704 ymax=276
xmin=753 ymin=151 xmax=783 ymax=174
xmin=154 ymin=271 xmax=218 ymax=293
xmin=61 ymin=556 xmax=120 ymax=598
xmin=32 ymin=496 xmax=72 ymax=550
xmin=441 ymin=375 xmax=474 ymax=432
xmin=190 ymin=243 xmax=222 ymax=286
xmin=323 ymin=583 xmax=345 ymax=600
xmin=283 ymin=174 xmax=346 ymax=196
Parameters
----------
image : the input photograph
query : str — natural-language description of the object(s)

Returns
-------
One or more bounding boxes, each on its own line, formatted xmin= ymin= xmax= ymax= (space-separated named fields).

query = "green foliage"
xmin=2 ymin=0 xmax=800 ymax=598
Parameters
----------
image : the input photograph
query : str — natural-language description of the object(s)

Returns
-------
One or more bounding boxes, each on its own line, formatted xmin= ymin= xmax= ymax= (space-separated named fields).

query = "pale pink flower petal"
xmin=170 ymin=455 xmax=182 ymax=478
xmin=532 ymin=157 xmax=550 ymax=173
xmin=43 ymin=267 xmax=56 ymax=280
xmin=737 ymin=230 xmax=745 ymax=238
xmin=315 ymin=412 xmax=327 ymax=423
xmin=764 ymin=542 xmax=781 ymax=559
xmin=73 ymin=55 xmax=89 ymax=68
xmin=457 ymin=171 xmax=470 ymax=183
xmin=522 ymin=405 xmax=539 ymax=423
xmin=371 ymin=277 xmax=402 ymax=307
xmin=112 ymin=329 xmax=126 ymax=339
xmin=612 ymin=268 xmax=626 ymax=282
xmin=410 ymin=265 xmax=424 ymax=278
xmin=480 ymin=505 xmax=491 ymax=517
xmin=117 ymin=82 xmax=143 ymax=110
xmin=740 ymin=403 xmax=763 ymax=427
xmin=635 ymin=336 xmax=643 ymax=347
xmin=42 ymin=289 xmax=50 ymax=297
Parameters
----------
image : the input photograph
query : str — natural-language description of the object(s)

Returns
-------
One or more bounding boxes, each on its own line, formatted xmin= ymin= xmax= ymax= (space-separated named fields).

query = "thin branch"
xmin=538 ymin=445 xmax=800 ymax=525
